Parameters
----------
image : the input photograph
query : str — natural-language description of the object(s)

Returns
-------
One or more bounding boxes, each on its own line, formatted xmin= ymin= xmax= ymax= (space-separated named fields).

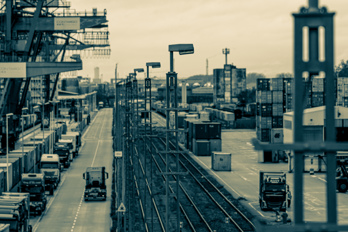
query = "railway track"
xmin=146 ymin=133 xmax=256 ymax=232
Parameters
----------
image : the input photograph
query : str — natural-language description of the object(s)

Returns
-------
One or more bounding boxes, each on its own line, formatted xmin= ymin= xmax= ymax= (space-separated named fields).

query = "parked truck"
xmin=83 ymin=167 xmax=108 ymax=201
xmin=259 ymin=171 xmax=288 ymax=212
xmin=58 ymin=139 xmax=74 ymax=161
xmin=53 ymin=143 xmax=71 ymax=168
xmin=61 ymin=133 xmax=79 ymax=157
xmin=40 ymin=154 xmax=61 ymax=195
xmin=336 ymin=161 xmax=348 ymax=193
xmin=0 ymin=192 xmax=32 ymax=232
xmin=20 ymin=174 xmax=47 ymax=215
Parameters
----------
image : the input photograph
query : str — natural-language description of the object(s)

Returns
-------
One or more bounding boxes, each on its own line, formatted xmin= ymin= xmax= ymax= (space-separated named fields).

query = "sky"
xmin=68 ymin=0 xmax=348 ymax=81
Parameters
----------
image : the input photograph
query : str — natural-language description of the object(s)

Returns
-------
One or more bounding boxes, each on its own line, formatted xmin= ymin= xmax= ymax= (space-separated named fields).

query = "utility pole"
xmin=206 ymin=58 xmax=208 ymax=75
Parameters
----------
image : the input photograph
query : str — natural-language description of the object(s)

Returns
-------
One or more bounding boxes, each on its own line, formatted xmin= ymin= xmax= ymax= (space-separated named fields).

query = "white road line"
xmin=71 ymin=111 xmax=106 ymax=231
xmin=248 ymin=202 xmax=266 ymax=217
xmin=33 ymin=174 xmax=66 ymax=232
xmin=91 ymin=140 xmax=100 ymax=167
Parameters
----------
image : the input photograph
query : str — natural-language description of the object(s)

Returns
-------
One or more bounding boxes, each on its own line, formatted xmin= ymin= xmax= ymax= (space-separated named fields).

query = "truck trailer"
xmin=83 ymin=167 xmax=108 ymax=201
xmin=40 ymin=154 xmax=61 ymax=195
xmin=53 ymin=143 xmax=71 ymax=168
xmin=0 ymin=192 xmax=32 ymax=232
xmin=20 ymin=174 xmax=47 ymax=215
xmin=259 ymin=171 xmax=288 ymax=212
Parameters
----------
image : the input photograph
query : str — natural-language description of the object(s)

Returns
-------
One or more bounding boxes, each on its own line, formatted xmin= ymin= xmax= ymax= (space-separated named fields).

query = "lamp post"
xmin=21 ymin=113 xmax=31 ymax=169
xmin=166 ymin=44 xmax=194 ymax=232
xmin=145 ymin=62 xmax=160 ymax=231
xmin=6 ymin=113 xmax=13 ymax=191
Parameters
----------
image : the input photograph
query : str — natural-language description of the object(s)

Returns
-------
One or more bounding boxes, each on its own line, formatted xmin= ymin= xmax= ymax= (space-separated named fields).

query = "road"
xmin=32 ymin=108 xmax=113 ymax=232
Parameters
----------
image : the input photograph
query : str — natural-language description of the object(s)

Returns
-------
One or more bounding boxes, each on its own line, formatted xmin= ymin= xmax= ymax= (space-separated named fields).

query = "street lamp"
xmin=21 ymin=112 xmax=31 ymax=171
xmin=6 ymin=113 xmax=13 ymax=191
xmin=145 ymin=62 xmax=161 ymax=230
xmin=166 ymin=43 xmax=194 ymax=232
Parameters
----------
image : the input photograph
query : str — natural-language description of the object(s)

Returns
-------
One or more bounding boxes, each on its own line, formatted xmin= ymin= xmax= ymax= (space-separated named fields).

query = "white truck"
xmin=58 ymin=139 xmax=74 ymax=162
xmin=83 ymin=167 xmax=108 ymax=201
xmin=61 ymin=133 xmax=79 ymax=157
xmin=40 ymin=154 xmax=61 ymax=195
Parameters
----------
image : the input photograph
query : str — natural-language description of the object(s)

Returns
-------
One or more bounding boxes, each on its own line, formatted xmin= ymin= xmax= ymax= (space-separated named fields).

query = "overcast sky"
xmin=69 ymin=0 xmax=348 ymax=81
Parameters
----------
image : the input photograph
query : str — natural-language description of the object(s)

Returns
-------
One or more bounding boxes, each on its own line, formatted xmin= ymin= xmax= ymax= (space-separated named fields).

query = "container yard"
xmin=0 ymin=0 xmax=348 ymax=231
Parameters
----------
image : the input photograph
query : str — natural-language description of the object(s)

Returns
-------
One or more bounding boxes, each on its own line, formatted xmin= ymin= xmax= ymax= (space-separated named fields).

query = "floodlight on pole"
xmin=6 ymin=113 xmax=13 ymax=192
xmin=166 ymin=43 xmax=194 ymax=232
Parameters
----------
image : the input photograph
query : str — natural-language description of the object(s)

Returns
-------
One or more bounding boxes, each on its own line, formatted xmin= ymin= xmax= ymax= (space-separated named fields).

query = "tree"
xmin=335 ymin=60 xmax=348 ymax=77
xmin=246 ymin=73 xmax=266 ymax=89
xmin=276 ymin=73 xmax=293 ymax=79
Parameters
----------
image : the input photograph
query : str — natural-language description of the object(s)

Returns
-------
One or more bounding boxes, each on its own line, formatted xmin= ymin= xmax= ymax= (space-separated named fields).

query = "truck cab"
xmin=20 ymin=173 xmax=47 ymax=215
xmin=98 ymin=101 xmax=104 ymax=109
xmin=83 ymin=167 xmax=108 ymax=201
xmin=61 ymin=132 xmax=80 ymax=157
xmin=259 ymin=171 xmax=287 ymax=212
xmin=58 ymin=139 xmax=74 ymax=161
xmin=54 ymin=143 xmax=71 ymax=168
xmin=40 ymin=154 xmax=61 ymax=195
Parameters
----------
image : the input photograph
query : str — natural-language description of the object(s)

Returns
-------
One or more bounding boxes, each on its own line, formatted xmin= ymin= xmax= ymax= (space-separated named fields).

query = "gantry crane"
xmin=0 ymin=0 xmax=110 ymax=151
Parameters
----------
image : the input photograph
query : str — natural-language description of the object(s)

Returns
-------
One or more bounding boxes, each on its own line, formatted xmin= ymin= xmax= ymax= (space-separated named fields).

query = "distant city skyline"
xmin=69 ymin=0 xmax=348 ymax=81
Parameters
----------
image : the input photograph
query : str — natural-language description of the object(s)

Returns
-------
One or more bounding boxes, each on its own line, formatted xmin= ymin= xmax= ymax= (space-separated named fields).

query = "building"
xmin=213 ymin=64 xmax=246 ymax=105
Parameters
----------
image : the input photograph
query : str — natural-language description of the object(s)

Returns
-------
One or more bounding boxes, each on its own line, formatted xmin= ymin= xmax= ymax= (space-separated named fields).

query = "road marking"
xmin=248 ymin=202 xmax=266 ymax=217
xmin=71 ymin=110 xmax=107 ymax=231
xmin=33 ymin=174 xmax=66 ymax=232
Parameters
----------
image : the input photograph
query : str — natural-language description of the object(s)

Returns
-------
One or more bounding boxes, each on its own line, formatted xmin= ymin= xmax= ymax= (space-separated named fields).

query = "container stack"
xmin=337 ymin=77 xmax=348 ymax=107
xmin=311 ymin=78 xmax=325 ymax=107
xmin=184 ymin=120 xmax=222 ymax=156
xmin=256 ymin=78 xmax=285 ymax=163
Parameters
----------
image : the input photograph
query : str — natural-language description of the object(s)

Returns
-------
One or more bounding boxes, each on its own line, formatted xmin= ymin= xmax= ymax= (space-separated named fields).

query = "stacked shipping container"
xmin=184 ymin=119 xmax=222 ymax=156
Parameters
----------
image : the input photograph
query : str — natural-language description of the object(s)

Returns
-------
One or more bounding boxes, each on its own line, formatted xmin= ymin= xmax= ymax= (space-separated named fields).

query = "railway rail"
xmin=139 ymin=129 xmax=256 ymax=232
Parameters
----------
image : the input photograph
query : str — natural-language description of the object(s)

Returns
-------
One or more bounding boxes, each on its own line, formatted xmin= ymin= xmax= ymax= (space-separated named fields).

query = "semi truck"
xmin=0 ymin=192 xmax=32 ymax=232
xmin=83 ymin=167 xmax=108 ymax=201
xmin=58 ymin=139 xmax=74 ymax=161
xmin=259 ymin=171 xmax=288 ymax=212
xmin=61 ymin=133 xmax=79 ymax=157
xmin=40 ymin=154 xmax=61 ymax=195
xmin=53 ymin=143 xmax=71 ymax=168
xmin=20 ymin=174 xmax=47 ymax=215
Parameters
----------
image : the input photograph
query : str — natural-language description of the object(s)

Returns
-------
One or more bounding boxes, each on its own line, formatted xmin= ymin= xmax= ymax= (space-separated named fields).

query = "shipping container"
xmin=312 ymin=78 xmax=325 ymax=92
xmin=261 ymin=104 xmax=272 ymax=117
xmin=259 ymin=117 xmax=272 ymax=129
xmin=272 ymin=116 xmax=283 ymax=128
xmin=211 ymin=152 xmax=231 ymax=171
xmin=272 ymin=91 xmax=283 ymax=104
xmin=207 ymin=123 xmax=221 ymax=139
xmin=221 ymin=111 xmax=234 ymax=121
xmin=270 ymin=78 xmax=284 ymax=91
xmin=24 ymin=141 xmax=42 ymax=164
xmin=311 ymin=92 xmax=324 ymax=107
xmin=0 ymin=170 xmax=5 ymax=194
xmin=271 ymin=129 xmax=283 ymax=144
xmin=199 ymin=111 xmax=210 ymax=122
xmin=192 ymin=122 xmax=208 ymax=140
xmin=261 ymin=129 xmax=271 ymax=142
xmin=272 ymin=104 xmax=283 ymax=116
xmin=209 ymin=139 xmax=222 ymax=153
xmin=10 ymin=147 xmax=35 ymax=173
xmin=257 ymin=78 xmax=270 ymax=91
xmin=192 ymin=139 xmax=210 ymax=156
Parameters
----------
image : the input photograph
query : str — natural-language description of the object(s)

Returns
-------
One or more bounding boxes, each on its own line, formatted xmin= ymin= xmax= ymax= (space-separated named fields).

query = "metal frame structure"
xmin=164 ymin=44 xmax=194 ymax=231
xmin=144 ymin=62 xmax=161 ymax=231
xmin=253 ymin=1 xmax=348 ymax=231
